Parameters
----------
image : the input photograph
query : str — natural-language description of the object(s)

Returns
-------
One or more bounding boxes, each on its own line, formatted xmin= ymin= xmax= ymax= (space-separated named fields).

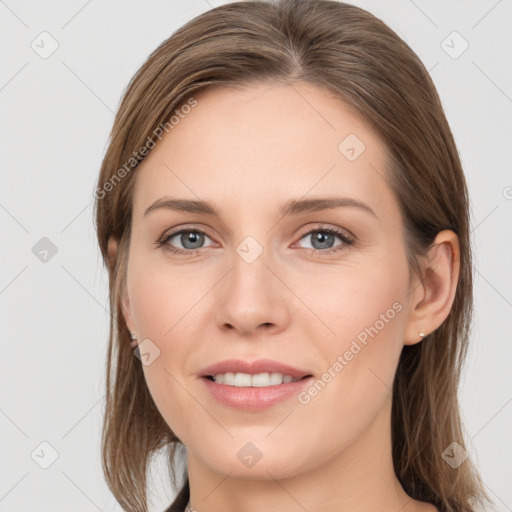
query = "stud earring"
xmin=419 ymin=331 xmax=426 ymax=338
xmin=129 ymin=332 xmax=138 ymax=348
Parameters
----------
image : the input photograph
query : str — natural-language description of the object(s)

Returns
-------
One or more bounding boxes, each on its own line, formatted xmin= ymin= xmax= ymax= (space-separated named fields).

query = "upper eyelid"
xmin=296 ymin=223 xmax=354 ymax=240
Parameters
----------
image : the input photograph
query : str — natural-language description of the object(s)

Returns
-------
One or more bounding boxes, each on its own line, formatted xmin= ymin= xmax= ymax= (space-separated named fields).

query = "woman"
xmin=94 ymin=1 xmax=490 ymax=511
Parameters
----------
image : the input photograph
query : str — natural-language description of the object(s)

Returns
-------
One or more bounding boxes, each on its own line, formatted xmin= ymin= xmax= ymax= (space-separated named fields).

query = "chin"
xmin=192 ymin=436 xmax=314 ymax=481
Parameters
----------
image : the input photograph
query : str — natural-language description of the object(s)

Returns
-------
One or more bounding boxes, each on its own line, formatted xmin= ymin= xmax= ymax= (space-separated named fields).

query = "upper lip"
xmin=199 ymin=359 xmax=313 ymax=380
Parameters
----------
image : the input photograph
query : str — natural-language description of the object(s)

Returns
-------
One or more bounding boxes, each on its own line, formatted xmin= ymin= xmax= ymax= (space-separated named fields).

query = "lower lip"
xmin=200 ymin=376 xmax=313 ymax=411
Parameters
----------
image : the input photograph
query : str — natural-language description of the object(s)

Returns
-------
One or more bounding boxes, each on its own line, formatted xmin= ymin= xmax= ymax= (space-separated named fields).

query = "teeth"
xmin=252 ymin=373 xmax=271 ymax=387
xmin=269 ymin=372 xmax=283 ymax=385
xmin=234 ymin=372 xmax=252 ymax=387
xmin=223 ymin=372 xmax=235 ymax=385
xmin=212 ymin=372 xmax=301 ymax=387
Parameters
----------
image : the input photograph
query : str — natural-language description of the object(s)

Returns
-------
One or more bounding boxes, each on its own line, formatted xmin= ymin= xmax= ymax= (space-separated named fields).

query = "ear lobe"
xmin=404 ymin=230 xmax=460 ymax=345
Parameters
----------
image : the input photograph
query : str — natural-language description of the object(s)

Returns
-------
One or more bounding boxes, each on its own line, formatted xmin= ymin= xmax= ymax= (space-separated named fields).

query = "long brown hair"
xmin=94 ymin=1 xmax=489 ymax=510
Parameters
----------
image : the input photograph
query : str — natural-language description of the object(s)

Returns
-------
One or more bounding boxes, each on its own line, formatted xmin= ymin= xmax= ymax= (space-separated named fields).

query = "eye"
xmin=157 ymin=228 xmax=214 ymax=255
xmin=295 ymin=225 xmax=354 ymax=255
xmin=157 ymin=224 xmax=354 ymax=257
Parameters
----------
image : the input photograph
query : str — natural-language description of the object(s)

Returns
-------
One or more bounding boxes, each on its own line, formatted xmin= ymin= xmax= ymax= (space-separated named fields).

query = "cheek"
xmin=297 ymin=256 xmax=408 ymax=354
xmin=294 ymin=258 xmax=408 ymax=412
xmin=127 ymin=258 xmax=214 ymax=438
xmin=128 ymin=257 xmax=207 ymax=340
xmin=280 ymin=271 xmax=407 ymax=466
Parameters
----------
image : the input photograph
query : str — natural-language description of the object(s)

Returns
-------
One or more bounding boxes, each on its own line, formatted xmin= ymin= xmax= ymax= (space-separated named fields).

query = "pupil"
xmin=182 ymin=231 xmax=204 ymax=249
xmin=313 ymin=232 xmax=333 ymax=250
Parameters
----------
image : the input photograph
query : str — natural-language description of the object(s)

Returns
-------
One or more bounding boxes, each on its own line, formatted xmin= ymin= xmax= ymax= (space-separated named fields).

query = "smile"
xmin=199 ymin=359 xmax=314 ymax=411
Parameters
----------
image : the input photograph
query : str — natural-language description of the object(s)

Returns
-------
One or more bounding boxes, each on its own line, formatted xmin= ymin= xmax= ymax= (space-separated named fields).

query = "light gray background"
xmin=1 ymin=0 xmax=511 ymax=510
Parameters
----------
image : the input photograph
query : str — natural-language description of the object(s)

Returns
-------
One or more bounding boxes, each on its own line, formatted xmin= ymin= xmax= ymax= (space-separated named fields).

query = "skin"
xmin=109 ymin=81 xmax=460 ymax=512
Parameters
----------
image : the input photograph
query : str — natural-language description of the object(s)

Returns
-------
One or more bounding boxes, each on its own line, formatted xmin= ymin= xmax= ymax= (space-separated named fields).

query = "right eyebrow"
xmin=144 ymin=198 xmax=217 ymax=217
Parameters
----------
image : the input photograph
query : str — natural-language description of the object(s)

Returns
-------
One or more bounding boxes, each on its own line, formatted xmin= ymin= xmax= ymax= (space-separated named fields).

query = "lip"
xmin=199 ymin=359 xmax=314 ymax=411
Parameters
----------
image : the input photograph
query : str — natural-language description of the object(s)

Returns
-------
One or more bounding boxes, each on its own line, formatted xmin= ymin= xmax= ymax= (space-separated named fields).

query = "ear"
xmin=107 ymin=236 xmax=135 ymax=334
xmin=404 ymin=230 xmax=460 ymax=345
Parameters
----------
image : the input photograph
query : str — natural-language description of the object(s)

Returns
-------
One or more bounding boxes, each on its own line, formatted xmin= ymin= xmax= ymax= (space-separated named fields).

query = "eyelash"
xmin=156 ymin=224 xmax=354 ymax=257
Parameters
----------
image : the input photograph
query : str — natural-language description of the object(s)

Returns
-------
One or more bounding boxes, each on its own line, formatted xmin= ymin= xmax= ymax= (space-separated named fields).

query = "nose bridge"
xmin=214 ymin=233 xmax=290 ymax=336
xmin=232 ymin=236 xmax=271 ymax=292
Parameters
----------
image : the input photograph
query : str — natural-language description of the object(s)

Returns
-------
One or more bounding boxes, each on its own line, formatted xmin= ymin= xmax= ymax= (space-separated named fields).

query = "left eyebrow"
xmin=279 ymin=197 xmax=377 ymax=219
xmin=143 ymin=196 xmax=378 ymax=219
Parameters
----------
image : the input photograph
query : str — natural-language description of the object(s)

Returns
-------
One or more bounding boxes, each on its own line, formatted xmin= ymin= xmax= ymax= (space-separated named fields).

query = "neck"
xmin=186 ymin=399 xmax=424 ymax=512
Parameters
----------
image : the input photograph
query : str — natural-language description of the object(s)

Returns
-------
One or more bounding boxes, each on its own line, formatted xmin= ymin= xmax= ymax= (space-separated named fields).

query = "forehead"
xmin=132 ymin=81 xmax=395 ymax=221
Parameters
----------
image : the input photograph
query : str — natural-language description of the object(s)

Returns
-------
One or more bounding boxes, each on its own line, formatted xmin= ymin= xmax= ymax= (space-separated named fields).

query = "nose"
xmin=214 ymin=248 xmax=291 ymax=338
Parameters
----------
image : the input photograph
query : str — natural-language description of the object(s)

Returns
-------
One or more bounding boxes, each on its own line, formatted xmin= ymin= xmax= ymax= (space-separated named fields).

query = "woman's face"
xmin=121 ymin=81 xmax=422 ymax=480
